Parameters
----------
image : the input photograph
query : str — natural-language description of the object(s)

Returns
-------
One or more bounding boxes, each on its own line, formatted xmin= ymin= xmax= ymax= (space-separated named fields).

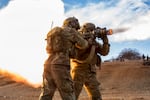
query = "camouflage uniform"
xmin=71 ymin=23 xmax=110 ymax=100
xmin=39 ymin=17 xmax=88 ymax=100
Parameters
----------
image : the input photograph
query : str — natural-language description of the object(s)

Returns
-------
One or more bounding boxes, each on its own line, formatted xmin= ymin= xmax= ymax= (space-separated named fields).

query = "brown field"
xmin=0 ymin=60 xmax=150 ymax=100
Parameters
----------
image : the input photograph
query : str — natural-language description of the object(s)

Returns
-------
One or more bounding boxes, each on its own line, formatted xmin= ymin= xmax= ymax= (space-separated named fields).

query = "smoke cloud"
xmin=113 ymin=27 xmax=130 ymax=34
xmin=0 ymin=0 xmax=65 ymax=84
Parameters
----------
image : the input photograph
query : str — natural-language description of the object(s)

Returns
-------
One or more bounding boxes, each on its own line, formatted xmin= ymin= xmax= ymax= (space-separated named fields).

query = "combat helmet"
xmin=80 ymin=23 xmax=95 ymax=40
xmin=63 ymin=17 xmax=80 ymax=30
xmin=80 ymin=22 xmax=95 ymax=33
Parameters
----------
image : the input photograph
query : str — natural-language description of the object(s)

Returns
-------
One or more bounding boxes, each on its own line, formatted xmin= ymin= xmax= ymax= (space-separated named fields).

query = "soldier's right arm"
xmin=73 ymin=31 xmax=89 ymax=50
xmin=96 ymin=36 xmax=110 ymax=56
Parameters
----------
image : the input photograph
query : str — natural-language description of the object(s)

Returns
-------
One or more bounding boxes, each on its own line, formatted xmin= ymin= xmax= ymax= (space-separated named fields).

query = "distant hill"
xmin=98 ymin=60 xmax=150 ymax=99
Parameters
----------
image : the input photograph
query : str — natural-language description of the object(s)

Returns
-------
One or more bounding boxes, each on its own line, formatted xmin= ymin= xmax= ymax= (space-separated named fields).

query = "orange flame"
xmin=0 ymin=68 xmax=41 ymax=88
xmin=107 ymin=29 xmax=113 ymax=35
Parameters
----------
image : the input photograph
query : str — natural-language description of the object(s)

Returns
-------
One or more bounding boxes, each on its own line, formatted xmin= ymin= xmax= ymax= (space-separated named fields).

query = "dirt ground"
xmin=0 ymin=60 xmax=150 ymax=100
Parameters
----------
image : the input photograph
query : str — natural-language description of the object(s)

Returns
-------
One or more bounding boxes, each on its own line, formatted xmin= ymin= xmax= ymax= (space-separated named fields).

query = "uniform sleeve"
xmin=96 ymin=36 xmax=110 ymax=56
xmin=73 ymin=32 xmax=89 ymax=50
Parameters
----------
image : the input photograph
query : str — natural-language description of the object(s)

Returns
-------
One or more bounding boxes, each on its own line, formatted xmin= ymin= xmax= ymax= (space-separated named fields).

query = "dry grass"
xmin=0 ymin=60 xmax=150 ymax=100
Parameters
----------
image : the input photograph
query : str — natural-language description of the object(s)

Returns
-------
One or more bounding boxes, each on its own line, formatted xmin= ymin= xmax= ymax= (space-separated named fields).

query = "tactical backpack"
xmin=46 ymin=27 xmax=66 ymax=53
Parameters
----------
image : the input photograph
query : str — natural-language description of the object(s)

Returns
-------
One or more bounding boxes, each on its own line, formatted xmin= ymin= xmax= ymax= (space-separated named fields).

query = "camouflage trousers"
xmin=39 ymin=64 xmax=75 ymax=100
xmin=71 ymin=65 xmax=102 ymax=100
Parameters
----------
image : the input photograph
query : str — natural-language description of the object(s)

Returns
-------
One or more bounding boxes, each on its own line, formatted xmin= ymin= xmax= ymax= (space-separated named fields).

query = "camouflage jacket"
xmin=45 ymin=26 xmax=88 ymax=65
xmin=71 ymin=33 xmax=110 ymax=68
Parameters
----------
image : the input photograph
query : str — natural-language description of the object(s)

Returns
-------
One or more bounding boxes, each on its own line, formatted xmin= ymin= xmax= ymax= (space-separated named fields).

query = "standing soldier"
xmin=146 ymin=55 xmax=149 ymax=61
xmin=71 ymin=23 xmax=110 ymax=100
xmin=39 ymin=17 xmax=89 ymax=100
xmin=142 ymin=54 xmax=145 ymax=61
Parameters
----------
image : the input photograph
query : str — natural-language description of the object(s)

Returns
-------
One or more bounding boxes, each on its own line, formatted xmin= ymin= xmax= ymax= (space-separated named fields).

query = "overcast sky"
xmin=0 ymin=0 xmax=150 ymax=84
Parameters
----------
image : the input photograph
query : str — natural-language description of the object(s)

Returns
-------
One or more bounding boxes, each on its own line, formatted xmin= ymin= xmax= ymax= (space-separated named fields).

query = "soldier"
xmin=146 ymin=55 xmax=149 ymax=61
xmin=142 ymin=54 xmax=145 ymax=61
xmin=71 ymin=23 xmax=110 ymax=100
xmin=39 ymin=17 xmax=89 ymax=100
